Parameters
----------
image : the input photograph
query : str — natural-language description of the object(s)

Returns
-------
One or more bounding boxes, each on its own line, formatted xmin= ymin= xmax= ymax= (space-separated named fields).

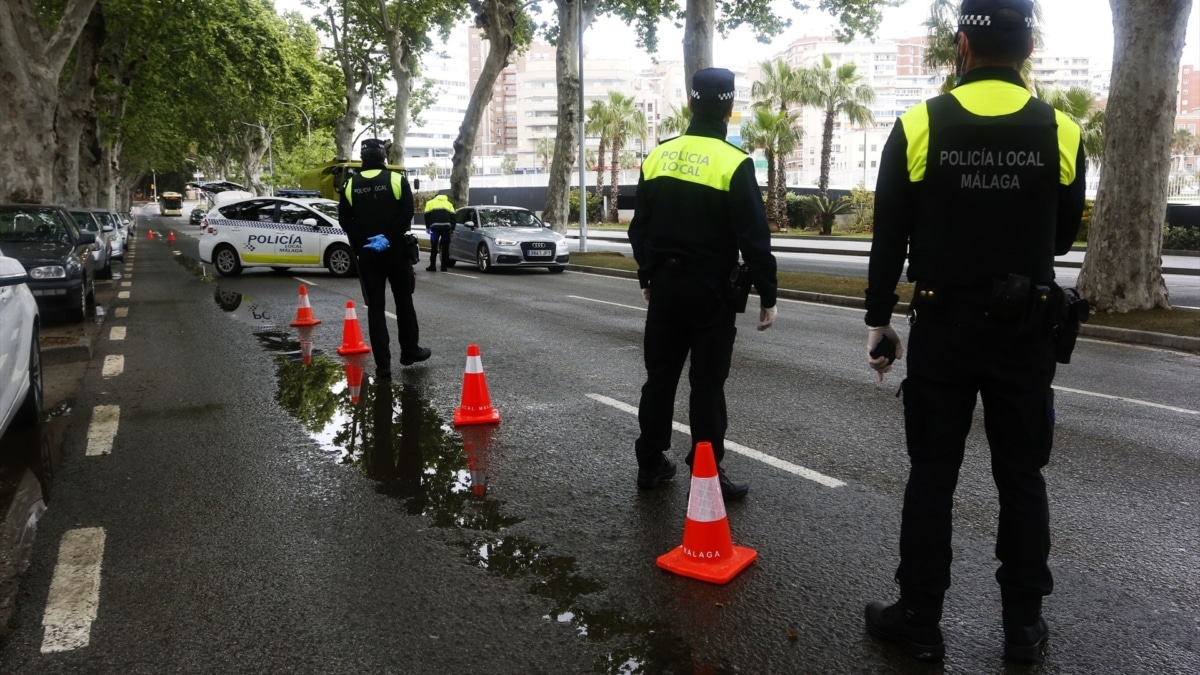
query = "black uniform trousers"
xmin=897 ymin=301 xmax=1057 ymax=620
xmin=635 ymin=266 xmax=737 ymax=469
xmin=428 ymin=226 xmax=451 ymax=268
xmin=357 ymin=246 xmax=419 ymax=370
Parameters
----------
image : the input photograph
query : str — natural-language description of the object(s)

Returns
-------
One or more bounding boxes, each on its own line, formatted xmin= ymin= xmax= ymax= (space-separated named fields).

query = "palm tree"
xmin=1033 ymin=82 xmax=1106 ymax=161
xmin=923 ymin=0 xmax=1047 ymax=93
xmin=806 ymin=54 xmax=875 ymax=234
xmin=585 ymin=98 xmax=612 ymax=198
xmin=1172 ymin=128 xmax=1196 ymax=171
xmin=535 ymin=136 xmax=554 ymax=172
xmin=751 ymin=58 xmax=810 ymax=230
xmin=742 ymin=108 xmax=801 ymax=231
xmin=658 ymin=103 xmax=691 ymax=141
xmin=605 ymin=91 xmax=647 ymax=223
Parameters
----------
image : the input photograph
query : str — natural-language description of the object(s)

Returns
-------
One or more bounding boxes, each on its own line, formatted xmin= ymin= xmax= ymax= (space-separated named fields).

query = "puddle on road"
xmin=203 ymin=275 xmax=710 ymax=672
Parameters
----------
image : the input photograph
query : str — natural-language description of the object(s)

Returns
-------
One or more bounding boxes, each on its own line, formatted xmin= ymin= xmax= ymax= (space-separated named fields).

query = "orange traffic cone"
xmin=168 ymin=230 xmax=175 ymax=242
xmin=453 ymin=344 xmax=500 ymax=426
xmin=335 ymin=301 xmax=371 ymax=355
xmin=460 ymin=425 xmax=496 ymax=496
xmin=656 ymin=442 xmax=757 ymax=584
xmin=147 ymin=229 xmax=154 ymax=240
xmin=343 ymin=359 xmax=364 ymax=403
xmin=289 ymin=284 xmax=322 ymax=327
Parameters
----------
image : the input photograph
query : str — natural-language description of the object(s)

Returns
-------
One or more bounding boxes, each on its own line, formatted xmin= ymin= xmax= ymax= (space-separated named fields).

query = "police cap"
xmin=690 ymin=68 xmax=736 ymax=102
xmin=957 ymin=0 xmax=1035 ymax=32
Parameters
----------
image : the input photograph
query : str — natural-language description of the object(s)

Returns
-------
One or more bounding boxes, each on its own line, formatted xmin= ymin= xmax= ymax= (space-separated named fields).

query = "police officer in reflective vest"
xmin=338 ymin=138 xmax=431 ymax=378
xmin=628 ymin=67 xmax=779 ymax=502
xmin=862 ymin=0 xmax=1086 ymax=664
xmin=423 ymin=194 xmax=455 ymax=271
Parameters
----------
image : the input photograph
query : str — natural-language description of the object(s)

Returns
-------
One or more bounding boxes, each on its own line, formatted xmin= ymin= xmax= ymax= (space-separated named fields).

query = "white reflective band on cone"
xmin=465 ymin=355 xmax=483 ymax=374
xmin=344 ymin=306 xmax=355 ymax=319
xmin=686 ymin=475 xmax=727 ymax=522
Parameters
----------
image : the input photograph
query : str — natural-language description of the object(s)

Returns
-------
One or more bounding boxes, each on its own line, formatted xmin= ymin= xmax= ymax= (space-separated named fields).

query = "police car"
xmin=198 ymin=196 xmax=357 ymax=277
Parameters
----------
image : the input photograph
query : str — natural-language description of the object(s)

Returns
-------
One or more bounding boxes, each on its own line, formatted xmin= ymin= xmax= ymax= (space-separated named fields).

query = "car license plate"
xmin=527 ymin=249 xmax=552 ymax=257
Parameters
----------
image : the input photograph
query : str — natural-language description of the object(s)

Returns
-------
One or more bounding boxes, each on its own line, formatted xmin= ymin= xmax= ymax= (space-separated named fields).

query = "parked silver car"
xmin=447 ymin=206 xmax=569 ymax=273
xmin=0 ymin=251 xmax=41 ymax=443
xmin=68 ymin=209 xmax=114 ymax=279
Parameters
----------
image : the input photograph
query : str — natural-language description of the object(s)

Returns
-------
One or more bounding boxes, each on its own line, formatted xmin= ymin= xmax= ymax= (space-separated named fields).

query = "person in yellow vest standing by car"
xmin=627 ymin=67 xmax=778 ymax=502
xmin=338 ymin=138 xmax=431 ymax=378
xmin=423 ymin=193 xmax=455 ymax=272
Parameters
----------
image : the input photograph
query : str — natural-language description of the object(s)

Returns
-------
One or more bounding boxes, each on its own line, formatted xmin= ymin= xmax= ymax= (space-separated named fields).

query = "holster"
xmin=403 ymin=233 xmax=421 ymax=265
xmin=727 ymin=263 xmax=751 ymax=313
xmin=1049 ymin=287 xmax=1089 ymax=364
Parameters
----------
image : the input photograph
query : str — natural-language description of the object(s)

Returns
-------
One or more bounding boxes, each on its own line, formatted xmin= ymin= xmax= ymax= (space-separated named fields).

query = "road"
xmin=0 ymin=209 xmax=1196 ymax=673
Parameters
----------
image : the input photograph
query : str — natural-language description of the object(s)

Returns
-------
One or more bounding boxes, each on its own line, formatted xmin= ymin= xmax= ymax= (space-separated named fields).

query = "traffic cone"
xmin=656 ymin=442 xmax=757 ymax=584
xmin=289 ymin=284 xmax=322 ymax=327
xmin=168 ymin=230 xmax=175 ymax=242
xmin=343 ymin=358 xmax=365 ymax=403
xmin=335 ymin=301 xmax=371 ymax=355
xmin=147 ymin=229 xmax=154 ymax=240
xmin=453 ymin=344 xmax=500 ymax=426
xmin=300 ymin=338 xmax=313 ymax=366
xmin=460 ymin=425 xmax=496 ymax=496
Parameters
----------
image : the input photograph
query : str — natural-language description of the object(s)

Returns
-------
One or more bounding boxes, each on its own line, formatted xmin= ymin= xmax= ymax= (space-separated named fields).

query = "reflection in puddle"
xmin=197 ymin=263 xmax=707 ymax=673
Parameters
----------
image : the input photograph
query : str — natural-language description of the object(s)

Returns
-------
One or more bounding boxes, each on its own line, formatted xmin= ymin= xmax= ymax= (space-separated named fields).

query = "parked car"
xmin=0 ymin=251 xmax=41 ymax=442
xmin=0 ymin=204 xmax=97 ymax=322
xmin=198 ymin=196 xmax=357 ymax=277
xmin=89 ymin=208 xmax=128 ymax=257
xmin=68 ymin=209 xmax=114 ymax=278
xmin=190 ymin=208 xmax=206 ymax=226
xmin=448 ymin=205 xmax=569 ymax=273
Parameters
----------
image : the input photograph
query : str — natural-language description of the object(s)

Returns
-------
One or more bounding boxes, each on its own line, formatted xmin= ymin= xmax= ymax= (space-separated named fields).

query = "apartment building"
xmin=404 ymin=24 xmax=471 ymax=167
xmin=1179 ymin=63 xmax=1199 ymax=116
xmin=1030 ymin=53 xmax=1092 ymax=91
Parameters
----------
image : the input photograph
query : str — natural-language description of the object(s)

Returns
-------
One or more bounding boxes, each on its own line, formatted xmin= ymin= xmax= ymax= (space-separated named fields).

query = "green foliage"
xmin=847 ymin=182 xmax=874 ymax=232
xmin=568 ymin=188 xmax=604 ymax=224
xmin=787 ymin=193 xmax=852 ymax=233
xmin=501 ymin=155 xmax=516 ymax=175
xmin=1077 ymin=199 xmax=1094 ymax=243
xmin=1163 ymin=224 xmax=1200 ymax=251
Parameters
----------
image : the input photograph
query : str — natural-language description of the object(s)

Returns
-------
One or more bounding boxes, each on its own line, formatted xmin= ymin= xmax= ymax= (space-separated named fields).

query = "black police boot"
xmin=1003 ymin=616 xmax=1048 ymax=663
xmin=637 ymin=455 xmax=676 ymax=489
xmin=399 ymin=346 xmax=432 ymax=366
xmin=426 ymin=262 xmax=437 ymax=272
xmin=718 ymin=469 xmax=749 ymax=502
xmin=864 ymin=600 xmax=945 ymax=662
xmin=376 ymin=367 xmax=392 ymax=379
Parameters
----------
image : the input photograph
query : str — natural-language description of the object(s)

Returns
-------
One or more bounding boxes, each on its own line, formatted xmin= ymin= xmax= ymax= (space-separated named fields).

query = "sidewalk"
xmin=564 ymin=229 xmax=1200 ymax=276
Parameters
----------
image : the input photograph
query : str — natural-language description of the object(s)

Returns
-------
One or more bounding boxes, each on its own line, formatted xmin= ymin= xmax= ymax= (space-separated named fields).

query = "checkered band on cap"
xmin=690 ymin=89 xmax=735 ymax=101
xmin=957 ymin=13 xmax=1035 ymax=28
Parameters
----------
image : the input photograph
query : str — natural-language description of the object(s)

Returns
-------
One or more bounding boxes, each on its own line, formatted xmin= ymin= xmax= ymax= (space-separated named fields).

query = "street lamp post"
xmin=577 ymin=0 xmax=587 ymax=253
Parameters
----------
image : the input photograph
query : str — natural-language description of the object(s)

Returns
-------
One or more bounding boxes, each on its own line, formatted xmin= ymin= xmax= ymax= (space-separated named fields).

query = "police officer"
xmin=423 ymin=193 xmax=455 ymax=271
xmin=628 ymin=67 xmax=779 ymax=502
xmin=862 ymin=0 xmax=1086 ymax=663
xmin=338 ymin=138 xmax=431 ymax=378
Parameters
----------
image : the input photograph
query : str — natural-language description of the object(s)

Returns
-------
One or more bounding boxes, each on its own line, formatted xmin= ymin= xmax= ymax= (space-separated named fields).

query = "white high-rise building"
xmin=402 ymin=24 xmax=471 ymax=183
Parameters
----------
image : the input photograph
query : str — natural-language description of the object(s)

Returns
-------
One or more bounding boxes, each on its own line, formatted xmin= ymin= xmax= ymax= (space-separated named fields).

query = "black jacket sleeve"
xmin=393 ymin=172 xmax=414 ymax=237
xmin=627 ymin=170 xmax=652 ymax=288
xmin=865 ymin=121 xmax=917 ymax=327
xmin=1056 ymin=143 xmax=1087 ymax=255
xmin=728 ymin=158 xmax=777 ymax=308
xmin=338 ymin=181 xmax=363 ymax=249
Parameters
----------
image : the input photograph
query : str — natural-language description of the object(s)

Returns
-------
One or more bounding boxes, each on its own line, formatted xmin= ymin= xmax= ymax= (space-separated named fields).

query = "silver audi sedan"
xmin=446 ymin=206 xmax=569 ymax=273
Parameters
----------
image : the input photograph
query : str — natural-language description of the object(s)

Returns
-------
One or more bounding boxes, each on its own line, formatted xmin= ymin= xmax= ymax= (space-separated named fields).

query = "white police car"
xmin=198 ymin=196 xmax=357 ymax=277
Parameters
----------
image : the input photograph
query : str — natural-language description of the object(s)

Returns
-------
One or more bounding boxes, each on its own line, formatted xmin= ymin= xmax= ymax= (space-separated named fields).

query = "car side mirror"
xmin=103 ymin=225 xmax=114 ymax=232
xmin=78 ymin=231 xmax=97 ymax=245
xmin=0 ymin=257 xmax=29 ymax=286
xmin=301 ymin=218 xmax=319 ymax=228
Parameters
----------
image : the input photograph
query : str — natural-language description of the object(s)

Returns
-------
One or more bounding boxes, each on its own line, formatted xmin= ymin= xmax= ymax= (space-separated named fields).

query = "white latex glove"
xmin=642 ymin=288 xmax=651 ymax=305
xmin=757 ymin=305 xmax=777 ymax=331
xmin=867 ymin=325 xmax=904 ymax=381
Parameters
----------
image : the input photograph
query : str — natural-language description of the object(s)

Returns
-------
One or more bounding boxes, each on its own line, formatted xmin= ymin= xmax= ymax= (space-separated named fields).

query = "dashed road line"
xmin=109 ymin=326 xmax=126 ymax=341
xmin=41 ymin=527 xmax=106 ymax=653
xmin=587 ymin=393 xmax=846 ymax=488
xmin=569 ymin=295 xmax=646 ymax=312
xmin=115 ymin=307 xmax=128 ymax=318
xmin=117 ymin=291 xmax=129 ymax=299
xmin=101 ymin=355 xmax=124 ymax=377
xmin=85 ymin=405 xmax=120 ymax=456
xmin=1053 ymin=385 xmax=1198 ymax=415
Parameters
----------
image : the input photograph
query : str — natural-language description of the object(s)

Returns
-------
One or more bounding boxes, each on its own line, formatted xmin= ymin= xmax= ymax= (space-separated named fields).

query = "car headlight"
xmin=494 ymin=238 xmax=518 ymax=246
xmin=30 ymin=266 xmax=66 ymax=279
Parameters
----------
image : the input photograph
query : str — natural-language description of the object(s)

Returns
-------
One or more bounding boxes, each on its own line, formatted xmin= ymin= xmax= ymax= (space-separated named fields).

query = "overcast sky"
xmin=277 ymin=0 xmax=1199 ymax=72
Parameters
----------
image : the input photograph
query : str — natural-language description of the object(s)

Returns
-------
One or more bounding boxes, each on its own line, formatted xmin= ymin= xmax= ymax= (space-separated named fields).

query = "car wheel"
xmin=213 ymin=245 xmax=243 ymax=276
xmin=15 ymin=325 xmax=43 ymax=428
xmin=476 ymin=243 xmax=492 ymax=273
xmin=68 ymin=283 xmax=88 ymax=323
xmin=325 ymin=244 xmax=356 ymax=277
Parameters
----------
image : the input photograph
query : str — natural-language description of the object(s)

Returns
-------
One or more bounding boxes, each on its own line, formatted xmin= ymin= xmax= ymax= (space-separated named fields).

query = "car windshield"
xmin=70 ymin=212 xmax=100 ymax=232
xmin=0 ymin=208 xmax=70 ymax=244
xmin=309 ymin=202 xmax=339 ymax=221
xmin=479 ymin=209 xmax=542 ymax=228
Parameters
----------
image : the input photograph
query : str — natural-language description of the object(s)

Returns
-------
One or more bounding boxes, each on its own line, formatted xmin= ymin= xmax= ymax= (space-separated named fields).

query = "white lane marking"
xmin=86 ymin=405 xmax=120 ymax=456
xmin=117 ymin=291 xmax=129 ymax=299
xmin=1053 ymin=385 xmax=1198 ymax=415
xmin=102 ymin=355 xmax=124 ymax=377
xmin=568 ymin=295 xmax=646 ymax=312
xmin=41 ymin=528 xmax=106 ymax=653
xmin=115 ymin=307 xmax=128 ymax=318
xmin=440 ymin=270 xmax=477 ymax=278
xmin=292 ymin=277 xmax=319 ymax=287
xmin=385 ymin=311 xmax=396 ymax=320
xmin=120 ymin=281 xmax=131 ymax=287
xmin=109 ymin=326 xmax=126 ymax=341
xmin=587 ymin=393 xmax=846 ymax=488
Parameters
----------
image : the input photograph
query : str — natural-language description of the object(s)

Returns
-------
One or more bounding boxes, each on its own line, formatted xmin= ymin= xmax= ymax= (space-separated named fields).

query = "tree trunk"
xmin=542 ymin=0 xmax=590 ymax=231
xmin=775 ymin=152 xmax=788 ymax=230
xmin=595 ymin=138 xmax=606 ymax=194
xmin=764 ymin=150 xmax=776 ymax=231
xmin=54 ymin=4 xmax=104 ymax=207
xmin=683 ymin=0 xmax=714 ymax=95
xmin=240 ymin=128 xmax=269 ymax=195
xmin=451 ymin=1 xmax=520 ymax=209
xmin=819 ymin=106 xmax=836 ymax=234
xmin=1077 ymin=0 xmax=1191 ymax=312
xmin=386 ymin=38 xmax=413 ymax=162
xmin=608 ymin=136 xmax=622 ymax=222
xmin=0 ymin=0 xmax=99 ymax=203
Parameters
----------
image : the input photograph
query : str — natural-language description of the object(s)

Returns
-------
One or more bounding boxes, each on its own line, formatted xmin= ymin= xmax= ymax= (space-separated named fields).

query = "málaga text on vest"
xmin=940 ymin=148 xmax=1045 ymax=190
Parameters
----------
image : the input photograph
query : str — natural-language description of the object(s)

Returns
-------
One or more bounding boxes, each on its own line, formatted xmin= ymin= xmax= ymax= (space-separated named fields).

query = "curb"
xmin=566 ymin=264 xmax=1200 ymax=353
xmin=41 ymin=337 xmax=93 ymax=365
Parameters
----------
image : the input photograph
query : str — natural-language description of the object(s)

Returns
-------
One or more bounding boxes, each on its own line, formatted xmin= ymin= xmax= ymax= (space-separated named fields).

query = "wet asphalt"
xmin=0 ymin=209 xmax=1196 ymax=673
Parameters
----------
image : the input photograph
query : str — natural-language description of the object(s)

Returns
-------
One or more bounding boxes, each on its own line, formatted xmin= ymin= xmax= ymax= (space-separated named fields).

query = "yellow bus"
xmin=300 ymin=161 xmax=407 ymax=201
xmin=159 ymin=191 xmax=184 ymax=216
